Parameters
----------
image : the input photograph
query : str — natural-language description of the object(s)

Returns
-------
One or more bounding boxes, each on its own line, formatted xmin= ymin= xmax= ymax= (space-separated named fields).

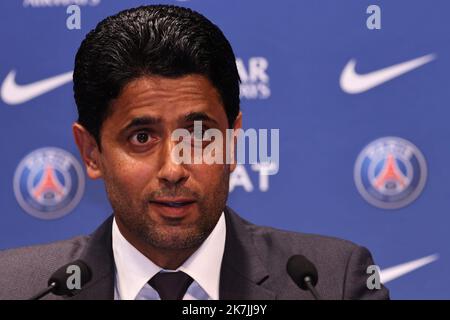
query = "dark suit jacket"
xmin=0 ymin=207 xmax=389 ymax=300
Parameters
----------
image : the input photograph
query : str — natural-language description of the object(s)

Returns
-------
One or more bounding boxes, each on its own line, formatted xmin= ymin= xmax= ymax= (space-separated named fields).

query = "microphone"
xmin=28 ymin=260 xmax=92 ymax=300
xmin=287 ymin=254 xmax=322 ymax=300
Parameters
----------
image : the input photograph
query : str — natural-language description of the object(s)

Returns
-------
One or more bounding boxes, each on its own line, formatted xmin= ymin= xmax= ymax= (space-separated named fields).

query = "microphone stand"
xmin=304 ymin=276 xmax=322 ymax=300
xmin=28 ymin=282 xmax=57 ymax=300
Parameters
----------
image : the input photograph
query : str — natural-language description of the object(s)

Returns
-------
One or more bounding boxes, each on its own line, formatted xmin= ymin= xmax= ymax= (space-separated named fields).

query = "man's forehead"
xmin=118 ymin=74 xmax=220 ymax=103
xmin=106 ymin=75 xmax=226 ymax=126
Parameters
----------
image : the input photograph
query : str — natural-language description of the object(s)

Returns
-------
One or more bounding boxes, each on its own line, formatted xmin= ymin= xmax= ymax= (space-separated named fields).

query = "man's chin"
xmin=140 ymin=225 xmax=208 ymax=250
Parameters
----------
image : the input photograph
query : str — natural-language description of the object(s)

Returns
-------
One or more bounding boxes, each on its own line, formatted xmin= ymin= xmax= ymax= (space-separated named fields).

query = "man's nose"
xmin=156 ymin=138 xmax=189 ymax=186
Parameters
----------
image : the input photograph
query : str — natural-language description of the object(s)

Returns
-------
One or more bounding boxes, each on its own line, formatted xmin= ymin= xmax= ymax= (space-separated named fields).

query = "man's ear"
xmin=229 ymin=111 xmax=242 ymax=173
xmin=72 ymin=122 xmax=103 ymax=179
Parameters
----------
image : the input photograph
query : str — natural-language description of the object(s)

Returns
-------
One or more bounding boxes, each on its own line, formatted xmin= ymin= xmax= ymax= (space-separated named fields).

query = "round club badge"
xmin=13 ymin=147 xmax=85 ymax=219
xmin=354 ymin=137 xmax=427 ymax=209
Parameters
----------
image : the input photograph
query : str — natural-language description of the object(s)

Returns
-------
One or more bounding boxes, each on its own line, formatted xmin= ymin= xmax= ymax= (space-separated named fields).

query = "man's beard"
xmin=109 ymin=168 xmax=230 ymax=251
xmin=119 ymin=201 xmax=220 ymax=250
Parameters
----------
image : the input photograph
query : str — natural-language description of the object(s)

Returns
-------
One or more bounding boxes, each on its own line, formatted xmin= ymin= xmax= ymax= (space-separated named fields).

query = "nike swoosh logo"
xmin=1 ymin=70 xmax=73 ymax=105
xmin=340 ymin=54 xmax=436 ymax=94
xmin=380 ymin=253 xmax=439 ymax=284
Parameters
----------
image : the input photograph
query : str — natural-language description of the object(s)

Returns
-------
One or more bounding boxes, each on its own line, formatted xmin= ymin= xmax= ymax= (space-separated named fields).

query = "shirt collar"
xmin=112 ymin=212 xmax=226 ymax=300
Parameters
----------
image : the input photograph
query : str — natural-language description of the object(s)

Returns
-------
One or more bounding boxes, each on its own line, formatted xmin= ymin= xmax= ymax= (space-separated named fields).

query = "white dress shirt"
xmin=112 ymin=212 xmax=226 ymax=300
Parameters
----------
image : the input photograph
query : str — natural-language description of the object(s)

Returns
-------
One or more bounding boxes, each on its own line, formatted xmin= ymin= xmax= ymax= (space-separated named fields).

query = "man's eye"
xmin=130 ymin=132 xmax=152 ymax=145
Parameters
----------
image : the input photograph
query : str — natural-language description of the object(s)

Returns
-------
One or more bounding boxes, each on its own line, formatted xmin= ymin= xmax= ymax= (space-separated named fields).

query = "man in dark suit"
xmin=0 ymin=5 xmax=389 ymax=300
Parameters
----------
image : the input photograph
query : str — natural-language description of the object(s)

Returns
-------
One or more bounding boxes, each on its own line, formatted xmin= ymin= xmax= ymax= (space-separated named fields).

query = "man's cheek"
xmin=194 ymin=164 xmax=227 ymax=185
xmin=106 ymin=171 xmax=137 ymax=202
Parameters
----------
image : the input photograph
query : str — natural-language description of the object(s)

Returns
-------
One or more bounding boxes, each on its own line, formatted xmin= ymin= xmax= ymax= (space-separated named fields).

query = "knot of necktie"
xmin=148 ymin=271 xmax=194 ymax=300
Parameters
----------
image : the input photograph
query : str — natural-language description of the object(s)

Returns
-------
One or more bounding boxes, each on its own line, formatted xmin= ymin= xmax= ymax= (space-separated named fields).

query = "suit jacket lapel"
xmin=220 ymin=207 xmax=276 ymax=300
xmin=67 ymin=216 xmax=115 ymax=300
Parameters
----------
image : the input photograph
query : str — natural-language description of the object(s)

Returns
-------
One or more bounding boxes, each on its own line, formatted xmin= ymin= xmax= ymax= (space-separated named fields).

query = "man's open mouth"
xmin=150 ymin=200 xmax=196 ymax=208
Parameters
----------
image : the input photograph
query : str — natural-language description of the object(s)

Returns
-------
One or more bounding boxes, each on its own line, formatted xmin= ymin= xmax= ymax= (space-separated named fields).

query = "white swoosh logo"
xmin=380 ymin=253 xmax=439 ymax=284
xmin=1 ymin=70 xmax=73 ymax=105
xmin=340 ymin=54 xmax=436 ymax=94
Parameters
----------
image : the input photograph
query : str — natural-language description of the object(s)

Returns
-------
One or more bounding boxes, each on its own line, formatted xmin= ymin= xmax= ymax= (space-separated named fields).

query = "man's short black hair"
xmin=73 ymin=5 xmax=240 ymax=145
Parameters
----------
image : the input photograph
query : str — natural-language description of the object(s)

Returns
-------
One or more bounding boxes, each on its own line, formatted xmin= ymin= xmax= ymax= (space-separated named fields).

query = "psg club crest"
xmin=354 ymin=137 xmax=427 ymax=209
xmin=13 ymin=147 xmax=85 ymax=219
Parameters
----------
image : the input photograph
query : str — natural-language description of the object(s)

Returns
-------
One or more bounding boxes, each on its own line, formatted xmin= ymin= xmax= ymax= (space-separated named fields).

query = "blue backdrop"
xmin=1 ymin=0 xmax=448 ymax=299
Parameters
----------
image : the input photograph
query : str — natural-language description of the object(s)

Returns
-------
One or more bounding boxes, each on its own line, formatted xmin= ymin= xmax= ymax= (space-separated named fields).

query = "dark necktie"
xmin=148 ymin=271 xmax=194 ymax=300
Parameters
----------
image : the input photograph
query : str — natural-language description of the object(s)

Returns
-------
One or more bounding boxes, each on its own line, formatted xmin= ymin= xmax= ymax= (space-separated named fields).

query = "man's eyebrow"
xmin=184 ymin=112 xmax=219 ymax=125
xmin=123 ymin=116 xmax=161 ymax=130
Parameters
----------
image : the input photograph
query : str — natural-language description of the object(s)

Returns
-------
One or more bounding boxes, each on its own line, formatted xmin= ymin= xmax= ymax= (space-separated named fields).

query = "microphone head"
xmin=286 ymin=255 xmax=319 ymax=290
xmin=48 ymin=260 xmax=92 ymax=296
